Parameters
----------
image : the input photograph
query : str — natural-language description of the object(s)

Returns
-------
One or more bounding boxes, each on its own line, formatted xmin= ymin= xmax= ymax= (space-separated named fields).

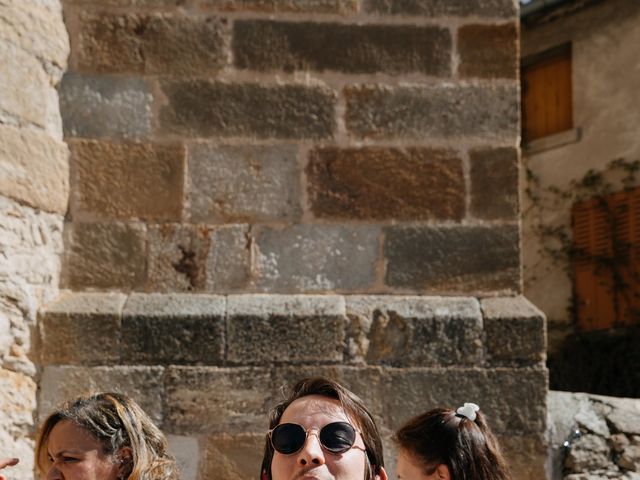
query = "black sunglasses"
xmin=268 ymin=421 xmax=359 ymax=455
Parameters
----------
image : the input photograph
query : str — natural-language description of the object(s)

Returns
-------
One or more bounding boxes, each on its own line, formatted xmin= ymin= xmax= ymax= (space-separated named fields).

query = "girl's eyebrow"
xmin=48 ymin=449 xmax=83 ymax=458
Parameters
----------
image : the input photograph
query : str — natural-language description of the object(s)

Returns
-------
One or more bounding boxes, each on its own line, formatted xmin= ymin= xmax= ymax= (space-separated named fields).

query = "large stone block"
xmin=469 ymin=147 xmax=519 ymax=220
xmin=458 ymin=23 xmax=518 ymax=79
xmin=59 ymin=73 xmax=152 ymax=139
xmin=345 ymin=84 xmax=519 ymax=141
xmin=307 ymin=147 xmax=464 ymax=221
xmin=71 ymin=140 xmax=185 ymax=221
xmin=164 ymin=367 xmax=273 ymax=434
xmin=65 ymin=0 xmax=185 ymax=5
xmin=226 ymin=295 xmax=346 ymax=364
xmin=200 ymin=433 xmax=265 ymax=480
xmin=146 ymin=224 xmax=212 ymax=292
xmin=0 ymin=125 xmax=69 ymax=214
xmin=382 ymin=366 xmax=547 ymax=435
xmin=39 ymin=292 xmax=126 ymax=365
xmin=160 ymin=80 xmax=336 ymax=139
xmin=0 ymin=42 xmax=52 ymax=128
xmin=200 ymin=0 xmax=358 ymax=13
xmin=345 ymin=296 xmax=483 ymax=366
xmin=254 ymin=224 xmax=380 ymax=291
xmin=363 ymin=0 xmax=517 ymax=17
xmin=233 ymin=20 xmax=451 ymax=75
xmin=481 ymin=296 xmax=546 ymax=365
xmin=188 ymin=144 xmax=301 ymax=223
xmin=62 ymin=222 xmax=147 ymax=290
xmin=167 ymin=435 xmax=199 ymax=480
xmin=39 ymin=365 xmax=165 ymax=425
xmin=0 ymin=0 xmax=69 ymax=74
xmin=498 ymin=435 xmax=547 ymax=480
xmin=384 ymin=225 xmax=520 ymax=292
xmin=75 ymin=13 xmax=226 ymax=74
xmin=121 ymin=293 xmax=225 ymax=365
xmin=206 ymin=225 xmax=252 ymax=291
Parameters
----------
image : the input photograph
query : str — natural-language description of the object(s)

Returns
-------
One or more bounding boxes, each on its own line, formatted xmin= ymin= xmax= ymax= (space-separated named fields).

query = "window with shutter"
xmin=522 ymin=44 xmax=573 ymax=143
xmin=572 ymin=187 xmax=640 ymax=330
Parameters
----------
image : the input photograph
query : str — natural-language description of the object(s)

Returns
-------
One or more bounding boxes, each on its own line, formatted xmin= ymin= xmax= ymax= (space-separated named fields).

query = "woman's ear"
xmin=375 ymin=466 xmax=388 ymax=480
xmin=435 ymin=464 xmax=450 ymax=480
xmin=116 ymin=447 xmax=133 ymax=479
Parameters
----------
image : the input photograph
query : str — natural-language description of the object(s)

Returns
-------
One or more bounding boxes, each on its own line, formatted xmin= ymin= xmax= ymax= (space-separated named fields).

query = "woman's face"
xmin=396 ymin=449 xmax=449 ymax=480
xmin=44 ymin=420 xmax=121 ymax=480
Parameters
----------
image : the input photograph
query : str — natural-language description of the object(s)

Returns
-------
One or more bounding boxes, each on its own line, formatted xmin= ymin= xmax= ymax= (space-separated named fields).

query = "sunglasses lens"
xmin=319 ymin=422 xmax=357 ymax=453
xmin=271 ymin=423 xmax=307 ymax=454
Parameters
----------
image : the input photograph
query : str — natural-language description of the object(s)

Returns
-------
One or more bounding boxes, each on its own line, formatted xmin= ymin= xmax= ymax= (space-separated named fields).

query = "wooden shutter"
xmin=572 ymin=187 xmax=640 ymax=330
xmin=522 ymin=45 xmax=572 ymax=143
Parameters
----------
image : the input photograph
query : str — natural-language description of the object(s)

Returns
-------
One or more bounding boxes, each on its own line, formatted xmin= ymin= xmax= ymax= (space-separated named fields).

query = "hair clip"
xmin=456 ymin=402 xmax=480 ymax=421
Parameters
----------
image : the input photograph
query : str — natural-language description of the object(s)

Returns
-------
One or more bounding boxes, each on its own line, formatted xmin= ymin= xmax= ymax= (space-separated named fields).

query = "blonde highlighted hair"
xmin=35 ymin=392 xmax=177 ymax=480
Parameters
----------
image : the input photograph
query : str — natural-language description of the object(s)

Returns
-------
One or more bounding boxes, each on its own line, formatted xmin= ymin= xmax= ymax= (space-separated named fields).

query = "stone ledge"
xmin=38 ymin=293 xmax=546 ymax=367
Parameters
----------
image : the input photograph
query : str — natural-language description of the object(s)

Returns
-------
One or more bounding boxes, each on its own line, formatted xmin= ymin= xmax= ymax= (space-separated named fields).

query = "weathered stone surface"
xmin=71 ymin=140 xmax=184 ymax=221
xmin=234 ymin=20 xmax=451 ymax=75
xmin=566 ymin=435 xmax=614 ymax=473
xmin=66 ymin=0 xmax=186 ymax=5
xmin=160 ymin=80 xmax=336 ymax=139
xmin=0 ymin=41 xmax=53 ymax=128
xmin=0 ymin=0 xmax=69 ymax=73
xmin=76 ymin=13 xmax=226 ymax=74
xmin=0 ymin=369 xmax=36 ymax=434
xmin=60 ymin=73 xmax=152 ymax=139
xmin=498 ymin=434 xmax=548 ymax=480
xmin=0 ymin=432 xmax=33 ymax=480
xmin=345 ymin=84 xmax=519 ymax=141
xmin=481 ymin=296 xmax=546 ymax=364
xmin=121 ymin=293 xmax=225 ymax=365
xmin=255 ymin=224 xmax=380 ymax=291
xmin=0 ymin=125 xmax=69 ymax=213
xmin=619 ymin=444 xmax=640 ymax=472
xmin=39 ymin=366 xmax=165 ymax=425
xmin=363 ymin=0 xmax=517 ymax=17
xmin=345 ymin=296 xmax=483 ymax=366
xmin=188 ymin=144 xmax=301 ymax=223
xmin=226 ymin=295 xmax=346 ymax=364
xmin=470 ymin=147 xmax=519 ymax=220
xmin=307 ymin=147 xmax=465 ymax=221
xmin=206 ymin=225 xmax=251 ymax=291
xmin=62 ymin=222 xmax=147 ymax=290
xmin=384 ymin=367 xmax=547 ymax=434
xmin=147 ymin=224 xmax=212 ymax=292
xmin=200 ymin=434 xmax=265 ymax=480
xmin=165 ymin=367 xmax=272 ymax=434
xmin=167 ymin=435 xmax=199 ymax=480
xmin=606 ymin=400 xmax=640 ymax=435
xmin=201 ymin=0 xmax=358 ymax=13
xmin=458 ymin=23 xmax=518 ymax=79
xmin=39 ymin=292 xmax=126 ymax=365
xmin=384 ymin=225 xmax=520 ymax=292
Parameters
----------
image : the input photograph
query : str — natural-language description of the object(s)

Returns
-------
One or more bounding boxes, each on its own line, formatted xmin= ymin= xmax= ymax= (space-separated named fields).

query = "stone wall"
xmin=0 ymin=0 xmax=69 ymax=477
xmin=548 ymin=391 xmax=640 ymax=480
xmin=58 ymin=0 xmax=522 ymax=295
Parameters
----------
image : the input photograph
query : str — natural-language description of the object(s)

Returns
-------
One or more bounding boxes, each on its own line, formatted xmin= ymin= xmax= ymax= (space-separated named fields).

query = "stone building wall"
xmin=0 ymin=0 xmax=69 ymax=477
xmin=33 ymin=1 xmax=548 ymax=480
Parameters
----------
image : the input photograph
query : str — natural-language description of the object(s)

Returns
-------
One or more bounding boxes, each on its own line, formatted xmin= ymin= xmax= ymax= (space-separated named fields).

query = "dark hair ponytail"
xmin=395 ymin=407 xmax=511 ymax=480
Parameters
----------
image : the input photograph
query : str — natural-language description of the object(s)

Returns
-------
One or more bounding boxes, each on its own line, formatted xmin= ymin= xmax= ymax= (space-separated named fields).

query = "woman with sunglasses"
xmin=395 ymin=403 xmax=512 ymax=480
xmin=262 ymin=376 xmax=387 ymax=480
xmin=35 ymin=392 xmax=177 ymax=480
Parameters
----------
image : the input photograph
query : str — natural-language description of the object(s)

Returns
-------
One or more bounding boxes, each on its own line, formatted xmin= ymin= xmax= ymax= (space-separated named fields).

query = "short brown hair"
xmin=261 ymin=377 xmax=385 ymax=480
xmin=395 ymin=408 xmax=511 ymax=480
xmin=35 ymin=392 xmax=177 ymax=480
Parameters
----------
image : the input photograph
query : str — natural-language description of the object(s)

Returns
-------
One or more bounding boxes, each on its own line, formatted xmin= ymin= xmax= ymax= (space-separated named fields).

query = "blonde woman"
xmin=35 ymin=392 xmax=177 ymax=480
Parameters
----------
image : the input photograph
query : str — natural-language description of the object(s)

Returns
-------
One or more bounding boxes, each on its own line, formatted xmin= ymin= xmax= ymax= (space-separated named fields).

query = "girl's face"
xmin=396 ymin=449 xmax=450 ymax=480
xmin=44 ymin=420 xmax=121 ymax=480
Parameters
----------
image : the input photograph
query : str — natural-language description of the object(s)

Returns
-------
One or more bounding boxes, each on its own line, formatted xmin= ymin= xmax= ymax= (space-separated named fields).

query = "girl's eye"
xmin=61 ymin=457 xmax=79 ymax=463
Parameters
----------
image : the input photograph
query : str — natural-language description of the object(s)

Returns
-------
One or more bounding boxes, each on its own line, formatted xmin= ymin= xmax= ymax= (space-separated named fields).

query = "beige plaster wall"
xmin=521 ymin=0 xmax=640 ymax=350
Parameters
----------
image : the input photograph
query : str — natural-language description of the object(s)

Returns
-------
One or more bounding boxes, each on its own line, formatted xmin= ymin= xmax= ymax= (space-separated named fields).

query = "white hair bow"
xmin=456 ymin=402 xmax=480 ymax=421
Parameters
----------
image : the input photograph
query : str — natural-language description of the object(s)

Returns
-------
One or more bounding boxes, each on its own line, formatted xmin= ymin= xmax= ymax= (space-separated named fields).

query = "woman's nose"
xmin=46 ymin=465 xmax=62 ymax=480
xmin=297 ymin=431 xmax=326 ymax=467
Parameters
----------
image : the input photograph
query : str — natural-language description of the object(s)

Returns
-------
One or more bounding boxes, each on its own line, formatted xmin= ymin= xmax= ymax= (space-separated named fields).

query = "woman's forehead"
xmin=281 ymin=395 xmax=351 ymax=425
